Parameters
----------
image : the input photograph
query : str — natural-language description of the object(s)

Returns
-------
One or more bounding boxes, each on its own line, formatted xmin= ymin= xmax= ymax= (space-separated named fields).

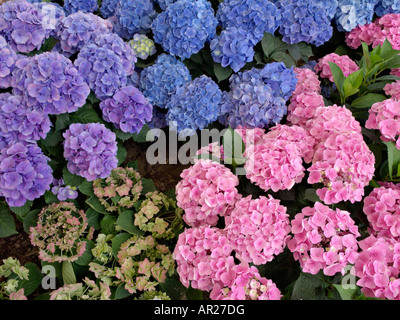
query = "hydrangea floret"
xmin=50 ymin=277 xmax=111 ymax=300
xmin=63 ymin=0 xmax=98 ymax=15
xmin=0 ymin=35 xmax=17 ymax=89
xmin=314 ymin=53 xmax=359 ymax=83
xmin=334 ymin=0 xmax=379 ymax=32
xmin=100 ymin=0 xmax=119 ymax=18
xmin=51 ymin=178 xmax=78 ymax=201
xmin=128 ymin=34 xmax=156 ymax=60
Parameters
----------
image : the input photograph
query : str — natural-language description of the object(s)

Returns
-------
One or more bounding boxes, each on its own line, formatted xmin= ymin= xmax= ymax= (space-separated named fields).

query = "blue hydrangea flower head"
xmin=334 ymin=0 xmax=379 ymax=32
xmin=0 ymin=93 xmax=52 ymax=149
xmin=148 ymin=107 xmax=167 ymax=129
xmin=100 ymin=0 xmax=120 ymax=18
xmin=139 ymin=54 xmax=192 ymax=108
xmin=111 ymin=0 xmax=157 ymax=40
xmin=216 ymin=0 xmax=282 ymax=43
xmin=277 ymin=0 xmax=333 ymax=46
xmin=54 ymin=11 xmax=113 ymax=57
xmin=12 ymin=52 xmax=90 ymax=115
xmin=166 ymin=75 xmax=222 ymax=136
xmin=100 ymin=85 xmax=153 ymax=134
xmin=63 ymin=123 xmax=118 ymax=181
xmin=0 ymin=141 xmax=53 ymax=207
xmin=0 ymin=35 xmax=18 ymax=89
xmin=259 ymin=62 xmax=298 ymax=101
xmin=154 ymin=0 xmax=178 ymax=10
xmin=151 ymin=0 xmax=218 ymax=59
xmin=33 ymin=1 xmax=66 ymax=36
xmin=375 ymin=0 xmax=400 ymax=16
xmin=219 ymin=68 xmax=287 ymax=128
xmin=74 ymin=43 xmax=128 ymax=101
xmin=0 ymin=0 xmax=51 ymax=53
xmin=63 ymin=0 xmax=98 ymax=15
xmin=210 ymin=27 xmax=258 ymax=73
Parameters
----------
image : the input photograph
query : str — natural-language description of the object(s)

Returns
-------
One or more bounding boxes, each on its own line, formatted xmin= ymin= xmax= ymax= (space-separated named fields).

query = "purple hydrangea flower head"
xmin=100 ymin=0 xmax=120 ymax=18
xmin=63 ymin=123 xmax=118 ymax=181
xmin=210 ymin=27 xmax=258 ymax=73
xmin=54 ymin=11 xmax=113 ymax=57
xmin=11 ymin=52 xmax=90 ymax=115
xmin=216 ymin=0 xmax=282 ymax=43
xmin=63 ymin=0 xmax=98 ymax=15
xmin=219 ymin=68 xmax=287 ymax=128
xmin=100 ymin=85 xmax=153 ymax=134
xmin=0 ymin=93 xmax=52 ymax=148
xmin=32 ymin=2 xmax=66 ymax=37
xmin=334 ymin=0 xmax=379 ymax=32
xmin=0 ymin=0 xmax=50 ymax=53
xmin=111 ymin=0 xmax=157 ymax=40
xmin=375 ymin=0 xmax=400 ymax=16
xmin=277 ymin=0 xmax=333 ymax=46
xmin=0 ymin=35 xmax=18 ymax=89
xmin=51 ymin=178 xmax=78 ymax=201
xmin=151 ymin=0 xmax=218 ymax=59
xmin=166 ymin=75 xmax=222 ymax=137
xmin=259 ymin=62 xmax=298 ymax=101
xmin=74 ymin=43 xmax=127 ymax=101
xmin=93 ymin=33 xmax=137 ymax=76
xmin=139 ymin=54 xmax=192 ymax=108
xmin=0 ymin=141 xmax=53 ymax=207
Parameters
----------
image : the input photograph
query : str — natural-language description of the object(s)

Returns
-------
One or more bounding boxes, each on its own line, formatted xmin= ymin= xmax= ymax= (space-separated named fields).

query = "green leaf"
xmin=41 ymin=129 xmax=63 ymax=147
xmin=13 ymin=263 xmax=43 ymax=297
xmin=78 ymin=180 xmax=94 ymax=197
xmin=22 ymin=209 xmax=40 ymax=234
xmin=69 ymin=104 xmax=102 ymax=124
xmin=116 ymin=210 xmax=145 ymax=236
xmin=111 ymin=232 xmax=131 ymax=258
xmin=374 ymin=75 xmax=400 ymax=82
xmin=117 ymin=142 xmax=127 ymax=166
xmin=86 ymin=208 xmax=101 ymax=230
xmin=328 ymin=61 xmax=345 ymax=99
xmin=132 ymin=124 xmax=153 ymax=143
xmin=74 ymin=239 xmax=94 ymax=266
xmin=86 ymin=196 xmax=108 ymax=214
xmin=44 ymin=190 xmax=58 ymax=205
xmin=270 ymin=51 xmax=296 ymax=68
xmin=0 ymin=207 xmax=17 ymax=238
xmin=213 ymin=63 xmax=232 ymax=82
xmin=333 ymin=284 xmax=358 ymax=300
xmin=351 ymin=93 xmax=387 ymax=109
xmin=261 ymin=33 xmax=288 ymax=57
xmin=291 ymin=272 xmax=321 ymax=300
xmin=115 ymin=283 xmax=132 ymax=299
xmin=141 ymin=178 xmax=157 ymax=194
xmin=304 ymin=188 xmax=320 ymax=203
xmin=288 ymin=43 xmax=301 ymax=61
xmin=55 ymin=113 xmax=70 ymax=132
xmin=367 ymin=80 xmax=392 ymax=92
xmin=384 ymin=141 xmax=400 ymax=179
xmin=113 ymin=128 xmax=134 ymax=142
xmin=62 ymin=167 xmax=85 ymax=187
xmin=100 ymin=215 xmax=116 ymax=235
xmin=62 ymin=261 xmax=76 ymax=285
xmin=9 ymin=201 xmax=33 ymax=218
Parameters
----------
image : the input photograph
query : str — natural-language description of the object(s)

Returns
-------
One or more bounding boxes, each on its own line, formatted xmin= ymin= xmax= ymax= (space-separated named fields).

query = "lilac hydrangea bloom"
xmin=0 ymin=0 xmax=50 ymax=53
xmin=219 ymin=68 xmax=287 ymax=128
xmin=54 ymin=11 xmax=113 ymax=57
xmin=375 ymin=0 xmax=400 ymax=16
xmin=0 ymin=93 xmax=52 ymax=149
xmin=32 ymin=2 xmax=66 ymax=37
xmin=100 ymin=86 xmax=153 ymax=134
xmin=100 ymin=0 xmax=120 ymax=18
xmin=216 ymin=0 xmax=282 ymax=43
xmin=12 ymin=52 xmax=90 ymax=115
xmin=63 ymin=123 xmax=118 ymax=181
xmin=74 ymin=43 xmax=127 ymax=101
xmin=93 ymin=33 xmax=137 ymax=76
xmin=210 ymin=27 xmax=258 ymax=73
xmin=277 ymin=0 xmax=333 ymax=46
xmin=0 ymin=141 xmax=53 ymax=207
xmin=63 ymin=0 xmax=98 ymax=15
xmin=111 ymin=0 xmax=157 ymax=40
xmin=152 ymin=0 xmax=218 ymax=59
xmin=166 ymin=75 xmax=222 ymax=137
xmin=139 ymin=54 xmax=192 ymax=108
xmin=51 ymin=178 xmax=78 ymax=201
xmin=0 ymin=35 xmax=18 ymax=89
xmin=334 ymin=0 xmax=379 ymax=32
xmin=260 ymin=62 xmax=298 ymax=101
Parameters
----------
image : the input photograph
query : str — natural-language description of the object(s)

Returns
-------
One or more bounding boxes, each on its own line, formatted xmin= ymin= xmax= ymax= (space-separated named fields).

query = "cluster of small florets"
xmin=166 ymin=75 xmax=222 ymax=137
xmin=116 ymin=235 xmax=175 ymax=294
xmin=92 ymin=167 xmax=143 ymax=212
xmin=0 ymin=35 xmax=17 ymax=89
xmin=29 ymin=202 xmax=90 ymax=263
xmin=334 ymin=0 xmax=378 ymax=32
xmin=51 ymin=178 xmax=78 ymax=202
xmin=151 ymin=0 xmax=218 ymax=59
xmin=100 ymin=0 xmax=119 ymax=18
xmin=0 ymin=0 xmax=50 ymax=53
xmin=0 ymin=93 xmax=51 ymax=148
xmin=175 ymin=159 xmax=240 ymax=227
xmin=375 ymin=0 xmax=400 ymax=16
xmin=12 ymin=52 xmax=90 ymax=115
xmin=139 ymin=54 xmax=191 ymax=109
xmin=225 ymin=195 xmax=291 ymax=265
xmin=314 ymin=53 xmax=360 ymax=83
xmin=128 ymin=34 xmax=156 ymax=60
xmin=0 ymin=141 xmax=53 ymax=207
xmin=0 ymin=257 xmax=29 ymax=300
xmin=32 ymin=2 xmax=65 ymax=36
xmin=384 ymin=80 xmax=400 ymax=100
xmin=288 ymin=202 xmax=360 ymax=276
xmin=50 ymin=277 xmax=111 ymax=300
xmin=219 ymin=67 xmax=287 ymax=129
xmin=366 ymin=98 xmax=400 ymax=150
xmin=63 ymin=123 xmax=118 ymax=181
xmin=63 ymin=0 xmax=98 ymax=15
xmin=100 ymin=86 xmax=153 ymax=134
xmin=210 ymin=263 xmax=282 ymax=300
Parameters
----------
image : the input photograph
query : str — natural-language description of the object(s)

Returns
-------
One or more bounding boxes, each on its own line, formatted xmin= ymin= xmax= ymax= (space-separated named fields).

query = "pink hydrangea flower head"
xmin=293 ymin=67 xmax=321 ymax=95
xmin=384 ymin=81 xmax=400 ymax=100
xmin=225 ymin=195 xmax=290 ymax=265
xmin=363 ymin=183 xmax=400 ymax=238
xmin=354 ymin=235 xmax=400 ymax=300
xmin=345 ymin=21 xmax=381 ymax=49
xmin=176 ymin=159 xmax=241 ymax=227
xmin=210 ymin=263 xmax=282 ymax=300
xmin=315 ymin=53 xmax=359 ymax=83
xmin=172 ymin=226 xmax=234 ymax=291
xmin=287 ymin=91 xmax=325 ymax=128
xmin=375 ymin=13 xmax=400 ymax=50
xmin=287 ymin=202 xmax=361 ymax=276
